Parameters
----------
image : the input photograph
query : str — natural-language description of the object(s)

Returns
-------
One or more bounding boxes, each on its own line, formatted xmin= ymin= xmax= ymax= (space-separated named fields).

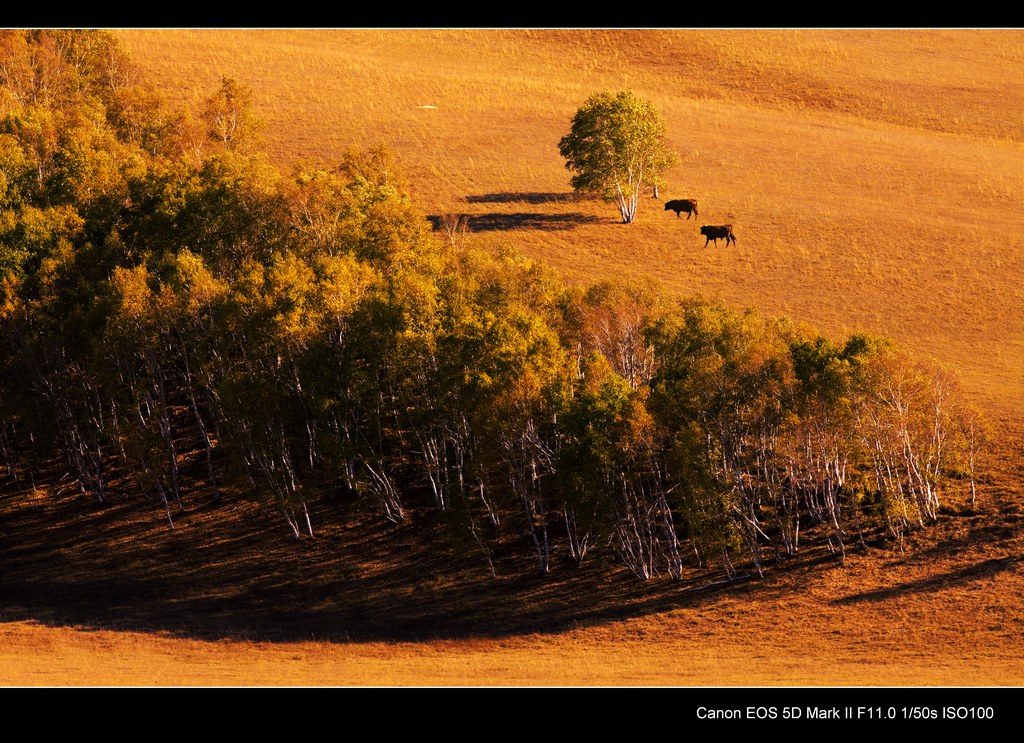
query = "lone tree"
xmin=558 ymin=90 xmax=678 ymax=224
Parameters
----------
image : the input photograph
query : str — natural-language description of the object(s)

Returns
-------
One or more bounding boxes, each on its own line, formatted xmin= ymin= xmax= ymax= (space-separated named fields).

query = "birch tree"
xmin=558 ymin=90 xmax=678 ymax=224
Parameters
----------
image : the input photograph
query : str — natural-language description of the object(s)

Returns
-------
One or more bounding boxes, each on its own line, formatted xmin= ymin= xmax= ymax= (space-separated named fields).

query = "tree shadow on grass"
xmin=832 ymin=555 xmax=1023 ymax=605
xmin=470 ymin=212 xmax=605 ymax=231
xmin=428 ymin=213 xmax=604 ymax=232
xmin=465 ymin=192 xmax=594 ymax=205
xmin=3 ymin=474 xmax=1019 ymax=645
xmin=0 ymin=484 xmax=794 ymax=644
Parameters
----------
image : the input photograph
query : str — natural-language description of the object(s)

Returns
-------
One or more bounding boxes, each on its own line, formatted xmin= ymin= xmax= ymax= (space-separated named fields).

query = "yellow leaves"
xmin=385 ymin=268 xmax=438 ymax=339
xmin=315 ymin=253 xmax=376 ymax=321
xmin=228 ymin=249 xmax=381 ymax=349
xmin=201 ymin=77 xmax=264 ymax=155
xmin=337 ymin=144 xmax=407 ymax=194
xmin=33 ymin=228 xmax=78 ymax=297
xmin=0 ymin=133 xmax=30 ymax=200
xmin=622 ymin=394 xmax=657 ymax=454
xmin=174 ymin=249 xmax=227 ymax=310
xmin=287 ymin=164 xmax=359 ymax=252
xmin=232 ymin=256 xmax=265 ymax=303
xmin=580 ymin=351 xmax=616 ymax=398
xmin=0 ymin=272 xmax=21 ymax=321
xmin=266 ymin=251 xmax=316 ymax=344
xmin=112 ymin=264 xmax=152 ymax=313
xmin=360 ymin=196 xmax=433 ymax=266
xmin=107 ymin=264 xmax=158 ymax=345
xmin=783 ymin=410 xmax=802 ymax=429
xmin=14 ymin=204 xmax=84 ymax=247
xmin=464 ymin=367 xmax=493 ymax=390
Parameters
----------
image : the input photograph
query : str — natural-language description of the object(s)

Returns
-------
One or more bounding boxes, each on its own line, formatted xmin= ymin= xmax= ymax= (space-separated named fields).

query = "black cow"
xmin=700 ymin=224 xmax=736 ymax=247
xmin=664 ymin=199 xmax=698 ymax=220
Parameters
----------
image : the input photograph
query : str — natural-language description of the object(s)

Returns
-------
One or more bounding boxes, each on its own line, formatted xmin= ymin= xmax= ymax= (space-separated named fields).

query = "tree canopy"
xmin=0 ymin=32 xmax=990 ymax=585
xmin=558 ymin=90 xmax=678 ymax=223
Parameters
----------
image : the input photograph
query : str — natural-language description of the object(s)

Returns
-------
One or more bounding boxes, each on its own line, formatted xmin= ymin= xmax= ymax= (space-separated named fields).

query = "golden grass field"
xmin=1 ymin=28 xmax=1022 ymax=688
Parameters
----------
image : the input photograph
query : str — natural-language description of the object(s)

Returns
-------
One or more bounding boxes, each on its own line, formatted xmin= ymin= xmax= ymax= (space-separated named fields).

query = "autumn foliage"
xmin=0 ymin=31 xmax=988 ymax=582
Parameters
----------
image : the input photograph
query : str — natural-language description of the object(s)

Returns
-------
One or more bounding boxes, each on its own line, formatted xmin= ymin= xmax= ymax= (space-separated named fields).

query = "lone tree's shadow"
xmin=465 ymin=192 xmax=594 ymax=205
xmin=428 ymin=213 xmax=603 ymax=232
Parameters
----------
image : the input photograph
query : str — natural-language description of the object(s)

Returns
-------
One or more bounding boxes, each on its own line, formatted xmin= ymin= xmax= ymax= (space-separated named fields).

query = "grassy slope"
xmin=116 ymin=29 xmax=1024 ymax=438
xmin=1 ymin=29 xmax=1021 ymax=686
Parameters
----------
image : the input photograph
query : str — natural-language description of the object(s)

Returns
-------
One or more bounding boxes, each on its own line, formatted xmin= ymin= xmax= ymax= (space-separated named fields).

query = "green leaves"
xmin=558 ymin=90 xmax=678 ymax=222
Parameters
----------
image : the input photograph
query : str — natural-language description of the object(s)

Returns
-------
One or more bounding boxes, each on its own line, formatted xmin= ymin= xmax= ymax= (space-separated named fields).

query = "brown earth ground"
xmin=1 ymin=29 xmax=1022 ymax=687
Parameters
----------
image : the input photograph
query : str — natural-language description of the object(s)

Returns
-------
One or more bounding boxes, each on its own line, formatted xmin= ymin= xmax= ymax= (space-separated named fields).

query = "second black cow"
xmin=700 ymin=224 xmax=736 ymax=247
xmin=664 ymin=199 xmax=699 ymax=220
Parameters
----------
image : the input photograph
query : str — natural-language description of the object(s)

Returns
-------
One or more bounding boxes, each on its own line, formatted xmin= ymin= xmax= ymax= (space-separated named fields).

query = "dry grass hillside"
xmin=115 ymin=29 xmax=1024 ymax=442
xmin=1 ymin=28 xmax=1021 ymax=687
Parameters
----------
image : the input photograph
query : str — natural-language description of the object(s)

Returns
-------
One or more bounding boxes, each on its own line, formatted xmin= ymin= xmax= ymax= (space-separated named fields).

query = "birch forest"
xmin=0 ymin=30 xmax=988 ymax=582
